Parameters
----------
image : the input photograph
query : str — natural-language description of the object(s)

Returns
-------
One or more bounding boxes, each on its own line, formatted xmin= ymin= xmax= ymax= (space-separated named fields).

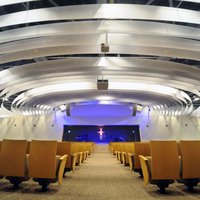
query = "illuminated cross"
xmin=98 ymin=127 xmax=105 ymax=140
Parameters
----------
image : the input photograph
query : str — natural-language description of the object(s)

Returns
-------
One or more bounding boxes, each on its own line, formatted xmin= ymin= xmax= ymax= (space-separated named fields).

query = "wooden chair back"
xmin=0 ymin=139 xmax=27 ymax=176
xmin=180 ymin=140 xmax=200 ymax=178
xmin=151 ymin=141 xmax=180 ymax=180
xmin=29 ymin=140 xmax=57 ymax=179
xmin=57 ymin=141 xmax=71 ymax=168
xmin=134 ymin=142 xmax=150 ymax=169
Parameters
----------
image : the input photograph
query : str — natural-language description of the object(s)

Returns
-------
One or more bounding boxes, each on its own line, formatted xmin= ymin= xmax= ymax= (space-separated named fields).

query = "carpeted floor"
xmin=0 ymin=144 xmax=200 ymax=199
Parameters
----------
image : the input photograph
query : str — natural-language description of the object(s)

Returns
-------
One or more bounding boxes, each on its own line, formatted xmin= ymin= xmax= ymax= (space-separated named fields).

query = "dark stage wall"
xmin=62 ymin=125 xmax=141 ymax=143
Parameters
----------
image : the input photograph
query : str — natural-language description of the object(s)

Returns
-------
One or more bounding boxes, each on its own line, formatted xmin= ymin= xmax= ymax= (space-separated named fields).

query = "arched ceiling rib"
xmin=1 ymin=4 xmax=200 ymax=29
xmin=0 ymin=3 xmax=199 ymax=117
xmin=1 ymin=34 xmax=200 ymax=55
xmin=0 ymin=0 xmax=40 ymax=7
xmin=21 ymin=90 xmax=184 ymax=107
xmin=0 ymin=21 xmax=200 ymax=45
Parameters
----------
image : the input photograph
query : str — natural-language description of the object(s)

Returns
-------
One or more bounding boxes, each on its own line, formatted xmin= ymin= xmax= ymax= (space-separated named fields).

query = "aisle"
xmin=60 ymin=144 xmax=150 ymax=200
xmin=60 ymin=144 xmax=200 ymax=200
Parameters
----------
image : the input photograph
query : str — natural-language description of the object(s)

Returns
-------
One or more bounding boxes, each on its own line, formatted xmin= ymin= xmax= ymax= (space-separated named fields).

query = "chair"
xmin=78 ymin=143 xmax=87 ymax=163
xmin=116 ymin=144 xmax=123 ymax=163
xmin=122 ymin=143 xmax=135 ymax=166
xmin=29 ymin=140 xmax=67 ymax=191
xmin=87 ymin=142 xmax=94 ymax=155
xmin=0 ymin=139 xmax=29 ymax=188
xmin=130 ymin=142 xmax=150 ymax=176
xmin=178 ymin=140 xmax=200 ymax=191
xmin=127 ymin=143 xmax=135 ymax=171
xmin=57 ymin=141 xmax=73 ymax=174
xmin=71 ymin=142 xmax=81 ymax=167
xmin=139 ymin=141 xmax=180 ymax=193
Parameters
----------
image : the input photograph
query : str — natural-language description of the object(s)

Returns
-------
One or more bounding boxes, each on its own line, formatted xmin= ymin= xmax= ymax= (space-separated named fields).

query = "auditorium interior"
xmin=0 ymin=0 xmax=200 ymax=199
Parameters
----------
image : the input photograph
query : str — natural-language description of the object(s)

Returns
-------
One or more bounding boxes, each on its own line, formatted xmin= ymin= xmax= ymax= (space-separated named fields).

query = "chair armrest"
xmin=139 ymin=155 xmax=150 ymax=186
xmin=121 ymin=152 xmax=126 ymax=165
xmin=72 ymin=153 xmax=77 ymax=172
xmin=79 ymin=152 xmax=83 ymax=164
xmin=128 ymin=153 xmax=133 ymax=171
xmin=57 ymin=155 xmax=68 ymax=185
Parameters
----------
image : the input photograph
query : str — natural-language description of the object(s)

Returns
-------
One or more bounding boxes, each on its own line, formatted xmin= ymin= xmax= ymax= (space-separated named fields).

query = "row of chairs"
xmin=0 ymin=140 xmax=94 ymax=191
xmin=109 ymin=142 xmax=150 ymax=176
xmin=56 ymin=141 xmax=95 ymax=173
xmin=110 ymin=141 xmax=200 ymax=193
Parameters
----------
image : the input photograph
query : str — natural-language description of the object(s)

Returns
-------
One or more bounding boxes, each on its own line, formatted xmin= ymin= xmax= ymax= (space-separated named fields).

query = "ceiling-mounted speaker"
xmin=137 ymin=104 xmax=143 ymax=112
xmin=66 ymin=105 xmax=70 ymax=116
xmin=132 ymin=104 xmax=137 ymax=116
xmin=101 ymin=43 xmax=109 ymax=53
xmin=97 ymin=79 xmax=108 ymax=90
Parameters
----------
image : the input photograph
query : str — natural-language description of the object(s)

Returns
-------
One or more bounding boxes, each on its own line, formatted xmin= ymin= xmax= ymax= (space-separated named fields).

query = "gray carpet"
xmin=0 ymin=144 xmax=200 ymax=199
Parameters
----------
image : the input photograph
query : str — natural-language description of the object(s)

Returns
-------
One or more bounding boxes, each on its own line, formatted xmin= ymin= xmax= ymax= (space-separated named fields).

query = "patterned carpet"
xmin=0 ymin=144 xmax=200 ymax=200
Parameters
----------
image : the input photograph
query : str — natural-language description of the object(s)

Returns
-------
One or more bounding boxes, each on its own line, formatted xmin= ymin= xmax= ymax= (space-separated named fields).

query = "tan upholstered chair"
xmin=131 ymin=142 xmax=150 ymax=176
xmin=178 ymin=140 xmax=200 ymax=191
xmin=116 ymin=144 xmax=123 ymax=163
xmin=0 ymin=139 xmax=29 ymax=188
xmin=57 ymin=141 xmax=74 ymax=173
xmin=29 ymin=140 xmax=67 ymax=191
xmin=110 ymin=142 xmax=118 ymax=155
xmin=120 ymin=143 xmax=128 ymax=165
xmin=139 ymin=141 xmax=180 ymax=193
xmin=127 ymin=143 xmax=135 ymax=171
xmin=71 ymin=142 xmax=81 ymax=167
xmin=86 ymin=142 xmax=94 ymax=155
xmin=82 ymin=143 xmax=88 ymax=162
xmin=122 ymin=143 xmax=134 ymax=166
xmin=77 ymin=143 xmax=86 ymax=163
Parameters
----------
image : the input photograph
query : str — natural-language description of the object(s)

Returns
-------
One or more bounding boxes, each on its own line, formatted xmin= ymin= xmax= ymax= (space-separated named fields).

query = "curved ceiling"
xmin=0 ymin=0 xmax=199 ymax=117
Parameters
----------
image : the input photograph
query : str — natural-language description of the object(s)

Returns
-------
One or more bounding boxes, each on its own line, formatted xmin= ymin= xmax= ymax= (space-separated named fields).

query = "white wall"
xmin=0 ymin=108 xmax=200 ymax=141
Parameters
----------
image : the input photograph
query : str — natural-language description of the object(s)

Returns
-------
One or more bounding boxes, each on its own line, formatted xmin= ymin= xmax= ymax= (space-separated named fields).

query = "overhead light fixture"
xmin=59 ymin=104 xmax=66 ymax=112
xmin=136 ymin=104 xmax=143 ymax=112
xmin=96 ymin=96 xmax=113 ymax=101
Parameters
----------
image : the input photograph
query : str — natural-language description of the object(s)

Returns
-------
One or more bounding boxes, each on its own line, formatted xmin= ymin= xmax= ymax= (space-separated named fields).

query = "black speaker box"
xmin=132 ymin=104 xmax=137 ymax=116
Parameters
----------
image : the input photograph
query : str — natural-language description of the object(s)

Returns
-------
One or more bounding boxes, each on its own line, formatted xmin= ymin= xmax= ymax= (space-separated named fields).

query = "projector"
xmin=101 ymin=43 xmax=109 ymax=53
xmin=97 ymin=79 xmax=108 ymax=90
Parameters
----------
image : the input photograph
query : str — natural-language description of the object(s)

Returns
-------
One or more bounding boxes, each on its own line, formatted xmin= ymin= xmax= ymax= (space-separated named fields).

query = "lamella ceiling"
xmin=0 ymin=0 xmax=199 ymax=117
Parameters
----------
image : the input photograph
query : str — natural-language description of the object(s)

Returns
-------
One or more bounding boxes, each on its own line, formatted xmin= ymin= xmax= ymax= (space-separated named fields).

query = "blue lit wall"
xmin=54 ymin=103 xmax=153 ymax=142
xmin=62 ymin=125 xmax=140 ymax=143
xmin=70 ymin=104 xmax=132 ymax=116
xmin=61 ymin=104 xmax=141 ymax=143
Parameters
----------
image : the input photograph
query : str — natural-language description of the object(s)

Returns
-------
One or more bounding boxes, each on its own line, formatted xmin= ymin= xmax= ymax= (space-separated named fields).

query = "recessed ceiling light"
xmin=96 ymin=96 xmax=113 ymax=101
